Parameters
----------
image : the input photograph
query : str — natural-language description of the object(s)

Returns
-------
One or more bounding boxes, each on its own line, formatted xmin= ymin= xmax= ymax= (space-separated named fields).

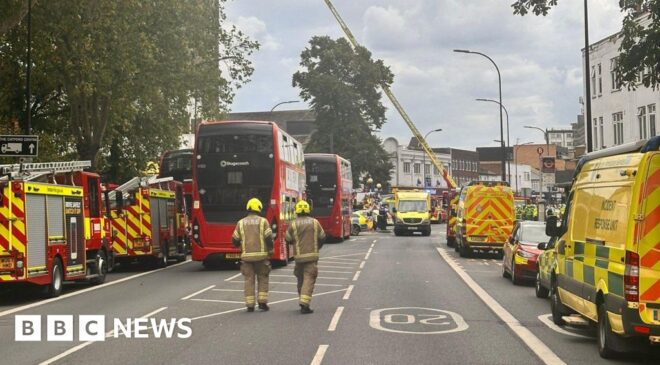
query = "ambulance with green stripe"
xmin=544 ymin=136 xmax=660 ymax=358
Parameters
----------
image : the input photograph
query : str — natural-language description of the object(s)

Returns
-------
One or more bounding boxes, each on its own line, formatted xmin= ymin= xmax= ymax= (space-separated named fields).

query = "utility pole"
xmin=584 ymin=0 xmax=593 ymax=152
xmin=25 ymin=0 xmax=32 ymax=135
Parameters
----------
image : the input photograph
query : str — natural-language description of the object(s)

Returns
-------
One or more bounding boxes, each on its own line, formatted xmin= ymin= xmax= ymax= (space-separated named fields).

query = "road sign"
xmin=536 ymin=147 xmax=544 ymax=155
xmin=0 ymin=135 xmax=38 ymax=157
xmin=542 ymin=157 xmax=556 ymax=173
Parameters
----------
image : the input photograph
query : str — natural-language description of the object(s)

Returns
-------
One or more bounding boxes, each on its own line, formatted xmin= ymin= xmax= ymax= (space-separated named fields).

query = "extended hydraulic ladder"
xmin=322 ymin=0 xmax=457 ymax=189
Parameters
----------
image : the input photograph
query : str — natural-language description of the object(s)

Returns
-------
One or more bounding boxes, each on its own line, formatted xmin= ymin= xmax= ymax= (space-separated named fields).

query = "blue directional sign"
xmin=0 ymin=135 xmax=39 ymax=157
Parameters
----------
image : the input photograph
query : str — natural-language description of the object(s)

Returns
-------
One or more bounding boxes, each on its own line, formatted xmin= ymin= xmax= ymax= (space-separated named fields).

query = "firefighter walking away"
xmin=232 ymin=198 xmax=273 ymax=312
xmin=285 ymin=200 xmax=326 ymax=314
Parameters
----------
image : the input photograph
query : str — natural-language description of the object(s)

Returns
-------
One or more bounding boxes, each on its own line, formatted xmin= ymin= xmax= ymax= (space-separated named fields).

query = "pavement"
xmin=1 ymin=225 xmax=659 ymax=364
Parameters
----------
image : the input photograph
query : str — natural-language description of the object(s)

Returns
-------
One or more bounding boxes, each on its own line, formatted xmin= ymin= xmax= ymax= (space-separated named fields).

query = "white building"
xmin=547 ymin=128 xmax=574 ymax=151
xmin=383 ymin=137 xmax=452 ymax=188
xmin=510 ymin=163 xmax=540 ymax=194
xmin=584 ymin=14 xmax=658 ymax=151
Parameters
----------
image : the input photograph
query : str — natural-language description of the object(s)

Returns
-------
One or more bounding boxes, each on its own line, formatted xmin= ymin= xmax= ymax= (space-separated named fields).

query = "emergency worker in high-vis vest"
xmin=232 ymin=198 xmax=273 ymax=312
xmin=285 ymin=200 xmax=326 ymax=314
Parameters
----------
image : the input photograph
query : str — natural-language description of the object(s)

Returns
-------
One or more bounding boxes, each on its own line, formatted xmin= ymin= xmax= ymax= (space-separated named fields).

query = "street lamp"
xmin=524 ymin=125 xmax=550 ymax=199
xmin=423 ymin=128 xmax=442 ymax=187
xmin=476 ymin=98 xmax=510 ymax=184
xmin=454 ymin=49 xmax=506 ymax=182
xmin=270 ymin=100 xmax=300 ymax=113
xmin=514 ymin=142 xmax=533 ymax=195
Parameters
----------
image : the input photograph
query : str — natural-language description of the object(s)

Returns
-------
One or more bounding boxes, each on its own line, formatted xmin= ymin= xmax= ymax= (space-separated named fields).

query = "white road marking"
xmin=318 ymin=265 xmax=356 ymax=269
xmin=343 ymin=285 xmax=354 ymax=300
xmin=270 ymin=274 xmax=348 ymax=280
xmin=0 ymin=260 xmax=191 ymax=318
xmin=310 ymin=345 xmax=329 ymax=365
xmin=369 ymin=307 xmax=468 ymax=334
xmin=318 ymin=261 xmax=357 ymax=266
xmin=320 ymin=257 xmax=361 ymax=262
xmin=364 ymin=252 xmax=371 ymax=260
xmin=352 ymin=271 xmax=361 ymax=281
xmin=38 ymin=306 xmax=167 ymax=365
xmin=224 ymin=273 xmax=242 ymax=282
xmin=192 ymin=288 xmax=347 ymax=321
xmin=350 ymin=238 xmax=357 ymax=241
xmin=191 ymin=299 xmax=244 ymax=304
xmin=228 ymin=281 xmax=344 ymax=287
xmin=436 ymin=248 xmax=566 ymax=365
xmin=372 ymin=239 xmax=377 ymax=243
xmin=181 ymin=284 xmax=216 ymax=300
xmin=538 ymin=314 xmax=592 ymax=339
xmin=322 ymin=252 xmax=366 ymax=259
xmin=359 ymin=261 xmax=365 ymax=269
xmin=328 ymin=306 xmax=345 ymax=331
xmin=316 ymin=270 xmax=353 ymax=274
xmin=212 ymin=288 xmax=243 ymax=292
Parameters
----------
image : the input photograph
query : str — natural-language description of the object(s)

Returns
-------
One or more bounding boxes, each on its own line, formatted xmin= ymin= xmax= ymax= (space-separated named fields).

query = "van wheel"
xmin=535 ymin=270 xmax=549 ymax=298
xmin=502 ymin=256 xmax=510 ymax=278
xmin=551 ymin=279 xmax=568 ymax=325
xmin=597 ymin=303 xmax=619 ymax=358
xmin=447 ymin=236 xmax=455 ymax=247
xmin=459 ymin=243 xmax=471 ymax=258
xmin=47 ymin=257 xmax=64 ymax=298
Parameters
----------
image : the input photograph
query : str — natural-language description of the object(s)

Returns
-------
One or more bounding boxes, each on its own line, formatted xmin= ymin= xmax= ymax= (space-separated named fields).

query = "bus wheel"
xmin=46 ymin=257 xmax=64 ymax=298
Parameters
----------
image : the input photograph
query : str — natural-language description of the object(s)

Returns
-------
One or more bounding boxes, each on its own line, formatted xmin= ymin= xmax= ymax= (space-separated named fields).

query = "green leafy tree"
xmin=512 ymin=0 xmax=660 ymax=89
xmin=293 ymin=36 xmax=394 ymax=186
xmin=0 ymin=0 xmax=258 ymax=180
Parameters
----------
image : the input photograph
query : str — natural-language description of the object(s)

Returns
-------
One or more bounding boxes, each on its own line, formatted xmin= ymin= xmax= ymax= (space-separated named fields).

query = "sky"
xmin=224 ymin=0 xmax=624 ymax=150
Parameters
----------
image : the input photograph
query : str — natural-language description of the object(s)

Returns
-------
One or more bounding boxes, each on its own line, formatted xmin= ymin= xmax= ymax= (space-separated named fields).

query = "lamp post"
xmin=423 ymin=128 xmax=442 ymax=188
xmin=270 ymin=100 xmax=300 ymax=113
xmin=454 ymin=49 xmax=506 ymax=182
xmin=476 ymin=98 xmax=510 ymax=184
xmin=514 ymin=142 xmax=533 ymax=195
xmin=525 ymin=125 xmax=550 ymax=199
xmin=584 ymin=0 xmax=593 ymax=152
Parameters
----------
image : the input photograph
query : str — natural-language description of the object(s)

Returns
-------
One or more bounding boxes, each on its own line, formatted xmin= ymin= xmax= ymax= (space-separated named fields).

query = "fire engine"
xmin=0 ymin=161 xmax=111 ymax=297
xmin=107 ymin=176 xmax=187 ymax=267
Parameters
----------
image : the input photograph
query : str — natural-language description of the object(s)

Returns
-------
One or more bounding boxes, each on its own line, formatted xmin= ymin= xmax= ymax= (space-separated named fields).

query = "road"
xmin=1 ymin=225 xmax=659 ymax=364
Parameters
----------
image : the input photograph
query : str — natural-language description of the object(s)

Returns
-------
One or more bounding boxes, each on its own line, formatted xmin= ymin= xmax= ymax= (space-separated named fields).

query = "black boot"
xmin=300 ymin=304 xmax=314 ymax=314
xmin=258 ymin=303 xmax=269 ymax=311
xmin=246 ymin=307 xmax=255 ymax=313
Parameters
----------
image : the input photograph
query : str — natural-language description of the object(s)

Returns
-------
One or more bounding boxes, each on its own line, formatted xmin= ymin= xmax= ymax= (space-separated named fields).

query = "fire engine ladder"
xmin=0 ymin=160 xmax=92 ymax=181
xmin=322 ymin=0 xmax=457 ymax=189
xmin=108 ymin=176 xmax=174 ymax=200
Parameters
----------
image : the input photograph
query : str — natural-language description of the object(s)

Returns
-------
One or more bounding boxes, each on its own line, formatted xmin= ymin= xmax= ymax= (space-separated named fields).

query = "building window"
xmin=613 ymin=112 xmax=624 ymax=145
xmin=433 ymin=166 xmax=439 ymax=175
xmin=567 ymin=133 xmax=572 ymax=138
xmin=424 ymin=164 xmax=430 ymax=176
xmin=524 ymin=172 xmax=530 ymax=181
xmin=599 ymin=117 xmax=604 ymax=148
xmin=649 ymin=104 xmax=656 ymax=137
xmin=413 ymin=163 xmax=420 ymax=174
xmin=639 ymin=106 xmax=647 ymax=139
xmin=593 ymin=117 xmax=599 ymax=149
xmin=403 ymin=162 xmax=410 ymax=173
xmin=591 ymin=66 xmax=596 ymax=98
xmin=610 ymin=58 xmax=621 ymax=91
xmin=597 ymin=63 xmax=602 ymax=95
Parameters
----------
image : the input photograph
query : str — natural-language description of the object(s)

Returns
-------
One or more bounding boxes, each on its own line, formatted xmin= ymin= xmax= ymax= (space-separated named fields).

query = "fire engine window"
xmin=87 ymin=177 xmax=100 ymax=218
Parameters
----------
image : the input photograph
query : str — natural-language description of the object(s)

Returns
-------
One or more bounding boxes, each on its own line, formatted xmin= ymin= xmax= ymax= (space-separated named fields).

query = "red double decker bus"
xmin=159 ymin=149 xmax=193 ymax=218
xmin=191 ymin=121 xmax=305 ymax=266
xmin=304 ymin=153 xmax=352 ymax=241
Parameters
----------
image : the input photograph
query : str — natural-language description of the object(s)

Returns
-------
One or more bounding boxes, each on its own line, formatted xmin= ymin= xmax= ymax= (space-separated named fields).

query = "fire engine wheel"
xmin=158 ymin=244 xmax=169 ymax=268
xmin=47 ymin=257 xmax=64 ymax=298
xmin=91 ymin=250 xmax=108 ymax=284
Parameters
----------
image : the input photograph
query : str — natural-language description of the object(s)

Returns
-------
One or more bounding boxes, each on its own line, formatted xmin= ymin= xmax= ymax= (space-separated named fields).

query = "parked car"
xmin=502 ymin=221 xmax=550 ymax=285
xmin=535 ymin=236 xmax=558 ymax=298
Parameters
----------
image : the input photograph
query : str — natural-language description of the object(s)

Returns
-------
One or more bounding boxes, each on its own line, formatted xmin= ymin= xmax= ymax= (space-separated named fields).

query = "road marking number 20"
xmin=369 ymin=307 xmax=468 ymax=334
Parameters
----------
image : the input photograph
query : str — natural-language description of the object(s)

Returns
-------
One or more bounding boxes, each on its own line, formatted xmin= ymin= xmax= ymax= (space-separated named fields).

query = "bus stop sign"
xmin=0 ymin=135 xmax=38 ymax=157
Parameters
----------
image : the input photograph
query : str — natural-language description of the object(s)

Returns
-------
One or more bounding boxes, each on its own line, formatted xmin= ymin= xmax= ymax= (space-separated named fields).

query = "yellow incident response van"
xmin=455 ymin=181 xmax=514 ymax=258
xmin=393 ymin=190 xmax=431 ymax=236
xmin=545 ymin=137 xmax=660 ymax=358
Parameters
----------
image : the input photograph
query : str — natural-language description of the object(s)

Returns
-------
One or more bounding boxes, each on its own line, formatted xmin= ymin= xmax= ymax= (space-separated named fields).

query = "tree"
xmin=0 ymin=0 xmax=258 ymax=175
xmin=512 ymin=0 xmax=660 ymax=89
xmin=293 ymin=36 xmax=394 ymax=186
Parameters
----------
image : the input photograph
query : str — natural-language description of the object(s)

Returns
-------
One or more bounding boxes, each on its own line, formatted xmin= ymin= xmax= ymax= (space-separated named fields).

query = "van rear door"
xmin=638 ymin=152 xmax=660 ymax=323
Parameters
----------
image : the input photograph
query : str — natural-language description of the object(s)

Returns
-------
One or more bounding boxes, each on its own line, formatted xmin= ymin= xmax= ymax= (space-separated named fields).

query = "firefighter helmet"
xmin=295 ymin=200 xmax=311 ymax=215
xmin=246 ymin=198 xmax=263 ymax=213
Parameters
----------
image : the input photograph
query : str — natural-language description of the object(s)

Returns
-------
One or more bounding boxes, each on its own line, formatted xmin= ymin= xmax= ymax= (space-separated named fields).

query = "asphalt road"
xmin=1 ymin=225 xmax=659 ymax=364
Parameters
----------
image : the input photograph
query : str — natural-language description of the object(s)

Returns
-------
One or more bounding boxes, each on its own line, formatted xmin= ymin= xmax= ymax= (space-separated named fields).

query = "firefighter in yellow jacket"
xmin=232 ymin=198 xmax=273 ymax=312
xmin=285 ymin=200 xmax=326 ymax=314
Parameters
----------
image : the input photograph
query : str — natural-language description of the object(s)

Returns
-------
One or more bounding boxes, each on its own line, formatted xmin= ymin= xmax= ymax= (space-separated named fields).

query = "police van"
xmin=544 ymin=136 xmax=660 ymax=358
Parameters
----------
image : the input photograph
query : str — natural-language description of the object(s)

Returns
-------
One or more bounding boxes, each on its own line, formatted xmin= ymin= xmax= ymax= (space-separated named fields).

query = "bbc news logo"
xmin=15 ymin=315 xmax=192 ymax=342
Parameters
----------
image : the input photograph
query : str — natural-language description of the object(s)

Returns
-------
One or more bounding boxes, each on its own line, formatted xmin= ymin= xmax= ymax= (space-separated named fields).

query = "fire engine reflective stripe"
xmin=640 ymin=156 xmax=660 ymax=302
xmin=0 ymin=188 xmax=27 ymax=255
xmin=139 ymin=194 xmax=152 ymax=233
xmin=149 ymin=190 xmax=175 ymax=199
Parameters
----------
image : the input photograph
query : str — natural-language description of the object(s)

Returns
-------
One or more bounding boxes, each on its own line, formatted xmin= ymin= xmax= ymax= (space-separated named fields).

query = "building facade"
xmin=434 ymin=147 xmax=480 ymax=187
xmin=584 ymin=15 xmax=658 ymax=151
xmin=383 ymin=137 xmax=452 ymax=188
xmin=547 ymin=128 xmax=574 ymax=151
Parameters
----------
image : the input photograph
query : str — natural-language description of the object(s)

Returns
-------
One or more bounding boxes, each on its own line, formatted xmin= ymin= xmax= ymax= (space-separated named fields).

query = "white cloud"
xmin=226 ymin=0 xmax=624 ymax=148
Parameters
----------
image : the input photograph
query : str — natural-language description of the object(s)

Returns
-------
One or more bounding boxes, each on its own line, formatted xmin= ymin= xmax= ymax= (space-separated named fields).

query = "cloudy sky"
xmin=224 ymin=0 xmax=623 ymax=150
